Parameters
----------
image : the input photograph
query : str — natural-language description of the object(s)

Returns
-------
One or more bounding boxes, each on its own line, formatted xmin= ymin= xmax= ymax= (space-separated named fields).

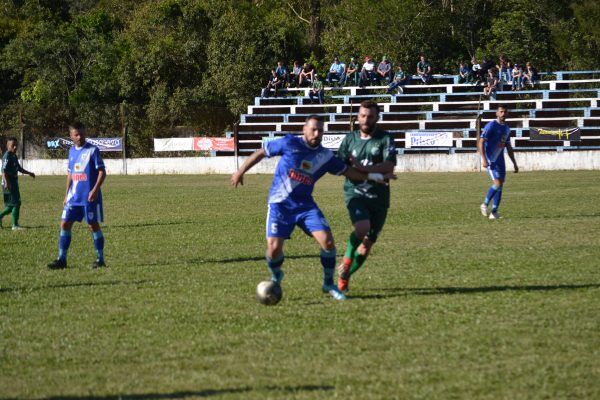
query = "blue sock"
xmin=92 ymin=230 xmax=105 ymax=262
xmin=492 ymin=187 xmax=503 ymax=212
xmin=58 ymin=230 xmax=72 ymax=261
xmin=266 ymin=253 xmax=284 ymax=281
xmin=320 ymin=247 xmax=337 ymax=286
xmin=484 ymin=184 xmax=500 ymax=205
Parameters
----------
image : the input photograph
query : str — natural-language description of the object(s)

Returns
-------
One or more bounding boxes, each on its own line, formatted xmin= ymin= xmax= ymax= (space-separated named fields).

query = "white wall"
xmin=20 ymin=150 xmax=600 ymax=175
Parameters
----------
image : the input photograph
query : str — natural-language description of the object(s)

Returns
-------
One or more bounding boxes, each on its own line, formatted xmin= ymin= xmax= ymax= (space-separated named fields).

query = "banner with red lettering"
xmin=193 ymin=137 xmax=235 ymax=151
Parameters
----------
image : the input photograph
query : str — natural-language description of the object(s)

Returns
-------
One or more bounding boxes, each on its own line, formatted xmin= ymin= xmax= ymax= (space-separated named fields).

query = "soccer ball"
xmin=256 ymin=280 xmax=283 ymax=305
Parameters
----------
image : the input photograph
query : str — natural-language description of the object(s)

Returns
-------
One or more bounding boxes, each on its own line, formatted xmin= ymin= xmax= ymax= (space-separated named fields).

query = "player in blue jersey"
xmin=477 ymin=105 xmax=519 ymax=219
xmin=231 ymin=115 xmax=395 ymax=301
xmin=47 ymin=122 xmax=107 ymax=269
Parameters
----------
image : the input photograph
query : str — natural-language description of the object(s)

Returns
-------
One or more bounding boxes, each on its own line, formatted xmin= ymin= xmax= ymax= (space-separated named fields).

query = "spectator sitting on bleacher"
xmin=387 ymin=64 xmax=410 ymax=94
xmin=480 ymin=57 xmax=495 ymax=80
xmin=511 ymin=64 xmax=523 ymax=91
xmin=523 ymin=62 xmax=540 ymax=88
xmin=483 ymin=68 xmax=499 ymax=97
xmin=345 ymin=57 xmax=359 ymax=86
xmin=504 ymin=61 xmax=514 ymax=87
xmin=289 ymin=60 xmax=302 ymax=88
xmin=458 ymin=61 xmax=471 ymax=83
xmin=497 ymin=55 xmax=510 ymax=85
xmin=416 ymin=54 xmax=432 ymax=84
xmin=471 ymin=57 xmax=483 ymax=84
xmin=275 ymin=61 xmax=288 ymax=85
xmin=359 ymin=56 xmax=377 ymax=88
xmin=261 ymin=69 xmax=284 ymax=98
xmin=326 ymin=56 xmax=346 ymax=86
xmin=377 ymin=56 xmax=393 ymax=83
xmin=309 ymin=74 xmax=325 ymax=104
xmin=299 ymin=62 xmax=315 ymax=87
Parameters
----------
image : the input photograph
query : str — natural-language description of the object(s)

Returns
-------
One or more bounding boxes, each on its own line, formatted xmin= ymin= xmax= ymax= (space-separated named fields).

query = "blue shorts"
xmin=266 ymin=202 xmax=330 ymax=239
xmin=487 ymin=163 xmax=506 ymax=181
xmin=62 ymin=203 xmax=104 ymax=224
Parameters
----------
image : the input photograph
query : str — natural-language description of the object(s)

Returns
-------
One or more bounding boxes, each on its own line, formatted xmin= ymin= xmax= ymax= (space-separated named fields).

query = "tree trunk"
xmin=308 ymin=0 xmax=322 ymax=59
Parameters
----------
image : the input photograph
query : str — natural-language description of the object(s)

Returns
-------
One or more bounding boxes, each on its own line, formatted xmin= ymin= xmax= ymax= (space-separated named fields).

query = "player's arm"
xmin=1 ymin=170 xmax=9 ymax=190
xmin=88 ymin=168 xmax=106 ymax=202
xmin=350 ymin=160 xmax=395 ymax=174
xmin=17 ymin=163 xmax=35 ymax=178
xmin=506 ymin=142 xmax=519 ymax=173
xmin=342 ymin=166 xmax=396 ymax=183
xmin=64 ymin=173 xmax=73 ymax=206
xmin=477 ymin=136 xmax=488 ymax=168
xmin=231 ymin=148 xmax=266 ymax=187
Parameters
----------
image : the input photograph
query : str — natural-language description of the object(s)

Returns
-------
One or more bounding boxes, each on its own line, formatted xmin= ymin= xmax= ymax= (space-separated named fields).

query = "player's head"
xmin=358 ymin=100 xmax=379 ymax=135
xmin=303 ymin=115 xmax=324 ymax=148
xmin=496 ymin=104 xmax=508 ymax=123
xmin=68 ymin=121 xmax=86 ymax=147
xmin=6 ymin=137 xmax=18 ymax=153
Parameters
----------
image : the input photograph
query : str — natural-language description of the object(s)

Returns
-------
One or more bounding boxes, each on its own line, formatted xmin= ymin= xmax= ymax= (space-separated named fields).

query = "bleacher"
xmin=234 ymin=71 xmax=600 ymax=155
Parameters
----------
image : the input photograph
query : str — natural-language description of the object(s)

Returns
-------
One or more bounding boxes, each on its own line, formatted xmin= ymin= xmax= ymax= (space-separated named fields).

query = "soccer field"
xmin=1 ymin=171 xmax=599 ymax=399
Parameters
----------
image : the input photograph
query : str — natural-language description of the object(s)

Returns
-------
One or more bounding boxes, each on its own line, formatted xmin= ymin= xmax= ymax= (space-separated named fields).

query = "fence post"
xmin=233 ymin=120 xmax=240 ymax=170
xmin=18 ymin=104 xmax=25 ymax=160
xmin=120 ymin=102 xmax=128 ymax=175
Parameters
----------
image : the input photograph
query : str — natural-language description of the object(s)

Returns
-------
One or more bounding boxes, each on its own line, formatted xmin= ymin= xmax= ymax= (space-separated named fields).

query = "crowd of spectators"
xmin=260 ymin=54 xmax=541 ymax=100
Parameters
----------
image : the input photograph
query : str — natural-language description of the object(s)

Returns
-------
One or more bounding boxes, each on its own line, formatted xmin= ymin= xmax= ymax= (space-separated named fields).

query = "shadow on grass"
xmin=4 ymin=384 xmax=334 ymax=400
xmin=109 ymin=220 xmax=198 ymax=229
xmin=0 ymin=280 xmax=152 ymax=294
xmin=351 ymin=283 xmax=600 ymax=300
xmin=194 ymin=253 xmax=316 ymax=264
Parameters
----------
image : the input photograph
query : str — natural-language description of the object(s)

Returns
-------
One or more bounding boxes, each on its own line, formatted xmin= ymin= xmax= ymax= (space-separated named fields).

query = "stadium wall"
xmin=21 ymin=151 xmax=600 ymax=175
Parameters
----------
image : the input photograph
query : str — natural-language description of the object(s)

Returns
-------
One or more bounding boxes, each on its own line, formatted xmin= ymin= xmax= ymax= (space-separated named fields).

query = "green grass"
xmin=1 ymin=171 xmax=599 ymax=400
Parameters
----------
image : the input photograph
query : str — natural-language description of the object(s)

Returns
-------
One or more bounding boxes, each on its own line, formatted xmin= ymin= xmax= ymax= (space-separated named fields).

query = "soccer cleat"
xmin=322 ymin=284 xmax=347 ymax=301
xmin=11 ymin=225 xmax=25 ymax=231
xmin=480 ymin=203 xmax=489 ymax=217
xmin=92 ymin=259 xmax=107 ymax=269
xmin=271 ymin=270 xmax=284 ymax=284
xmin=47 ymin=259 xmax=67 ymax=270
xmin=337 ymin=262 xmax=350 ymax=292
xmin=489 ymin=211 xmax=502 ymax=220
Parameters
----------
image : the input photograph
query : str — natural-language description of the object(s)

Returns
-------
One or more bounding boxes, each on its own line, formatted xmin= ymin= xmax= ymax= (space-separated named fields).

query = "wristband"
xmin=367 ymin=172 xmax=384 ymax=182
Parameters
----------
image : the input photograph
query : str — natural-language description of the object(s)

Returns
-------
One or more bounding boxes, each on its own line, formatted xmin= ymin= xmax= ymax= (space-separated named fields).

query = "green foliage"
xmin=0 ymin=0 xmax=598 ymax=153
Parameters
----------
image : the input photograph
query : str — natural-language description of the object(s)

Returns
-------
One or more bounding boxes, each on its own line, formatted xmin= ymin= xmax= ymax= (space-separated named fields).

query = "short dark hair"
xmin=360 ymin=100 xmax=380 ymax=115
xmin=305 ymin=115 xmax=324 ymax=123
xmin=68 ymin=121 xmax=85 ymax=131
xmin=496 ymin=104 xmax=509 ymax=111
xmin=7 ymin=137 xmax=18 ymax=143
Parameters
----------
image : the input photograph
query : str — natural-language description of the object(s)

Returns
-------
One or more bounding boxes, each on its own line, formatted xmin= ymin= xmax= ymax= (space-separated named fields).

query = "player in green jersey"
xmin=336 ymin=101 xmax=397 ymax=292
xmin=1 ymin=138 xmax=35 ymax=230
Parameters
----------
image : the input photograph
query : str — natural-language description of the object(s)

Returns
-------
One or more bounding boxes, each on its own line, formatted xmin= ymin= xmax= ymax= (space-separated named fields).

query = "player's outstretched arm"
xmin=343 ymin=167 xmax=396 ymax=183
xmin=350 ymin=159 xmax=395 ymax=174
xmin=231 ymin=148 xmax=266 ymax=187
xmin=17 ymin=165 xmax=35 ymax=178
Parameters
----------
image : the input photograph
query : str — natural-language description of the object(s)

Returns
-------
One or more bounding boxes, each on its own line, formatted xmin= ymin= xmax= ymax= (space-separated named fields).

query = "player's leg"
xmin=348 ymin=207 xmax=387 ymax=279
xmin=489 ymin=176 xmax=505 ymax=219
xmin=481 ymin=165 xmax=501 ymax=216
xmin=266 ymin=236 xmax=285 ymax=283
xmin=48 ymin=205 xmax=81 ymax=269
xmin=85 ymin=203 xmax=106 ymax=268
xmin=265 ymin=203 xmax=292 ymax=283
xmin=300 ymin=206 xmax=346 ymax=300
xmin=11 ymin=203 xmax=21 ymax=229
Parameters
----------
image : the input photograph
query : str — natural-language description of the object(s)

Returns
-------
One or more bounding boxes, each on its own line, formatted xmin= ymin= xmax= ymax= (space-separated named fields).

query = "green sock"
xmin=344 ymin=232 xmax=361 ymax=260
xmin=0 ymin=206 xmax=12 ymax=219
xmin=12 ymin=205 xmax=20 ymax=227
xmin=349 ymin=252 xmax=367 ymax=276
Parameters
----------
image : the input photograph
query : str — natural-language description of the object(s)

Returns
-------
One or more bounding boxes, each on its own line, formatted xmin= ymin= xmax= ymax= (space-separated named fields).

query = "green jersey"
xmin=337 ymin=128 xmax=397 ymax=208
xmin=2 ymin=151 xmax=20 ymax=190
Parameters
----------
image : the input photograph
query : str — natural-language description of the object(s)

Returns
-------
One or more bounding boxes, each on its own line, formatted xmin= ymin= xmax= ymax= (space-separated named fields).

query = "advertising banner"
xmin=153 ymin=138 xmax=194 ymax=152
xmin=46 ymin=137 xmax=124 ymax=152
xmin=193 ymin=137 xmax=235 ymax=151
xmin=322 ymin=134 xmax=346 ymax=150
xmin=406 ymin=131 xmax=454 ymax=148
xmin=530 ymin=127 xmax=580 ymax=141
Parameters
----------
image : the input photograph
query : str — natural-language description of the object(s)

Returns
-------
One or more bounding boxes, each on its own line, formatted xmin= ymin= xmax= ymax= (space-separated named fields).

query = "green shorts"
xmin=3 ymin=184 xmax=21 ymax=207
xmin=346 ymin=197 xmax=388 ymax=243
